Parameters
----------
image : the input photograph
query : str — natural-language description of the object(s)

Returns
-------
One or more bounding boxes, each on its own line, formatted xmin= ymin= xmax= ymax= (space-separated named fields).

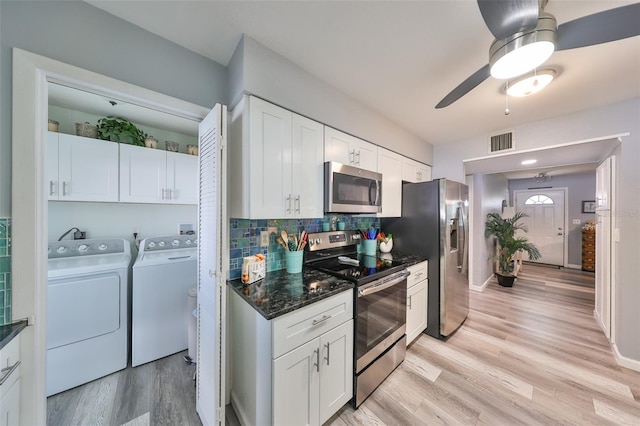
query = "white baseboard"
xmin=471 ymin=275 xmax=493 ymax=292
xmin=230 ymin=391 xmax=251 ymax=426
xmin=566 ymin=263 xmax=582 ymax=270
xmin=612 ymin=342 xmax=640 ymax=372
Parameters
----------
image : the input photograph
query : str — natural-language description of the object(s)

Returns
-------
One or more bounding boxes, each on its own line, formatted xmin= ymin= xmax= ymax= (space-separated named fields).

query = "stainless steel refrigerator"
xmin=382 ymin=178 xmax=469 ymax=338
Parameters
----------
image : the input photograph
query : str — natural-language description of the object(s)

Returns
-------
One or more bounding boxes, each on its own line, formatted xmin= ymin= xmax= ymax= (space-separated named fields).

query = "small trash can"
xmin=187 ymin=287 xmax=198 ymax=364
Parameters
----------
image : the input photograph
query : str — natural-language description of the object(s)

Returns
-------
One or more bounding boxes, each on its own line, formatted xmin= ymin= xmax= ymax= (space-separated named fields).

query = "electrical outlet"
xmin=573 ymin=219 xmax=581 ymax=225
xmin=260 ymin=231 xmax=270 ymax=247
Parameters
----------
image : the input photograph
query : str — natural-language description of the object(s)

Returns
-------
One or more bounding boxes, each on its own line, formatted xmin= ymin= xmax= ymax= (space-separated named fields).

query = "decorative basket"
xmin=75 ymin=122 xmax=98 ymax=138
xmin=165 ymin=141 xmax=179 ymax=152
xmin=48 ymin=119 xmax=59 ymax=132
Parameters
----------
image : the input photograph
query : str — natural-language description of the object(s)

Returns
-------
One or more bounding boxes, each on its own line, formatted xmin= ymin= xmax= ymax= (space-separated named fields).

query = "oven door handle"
xmin=358 ymin=270 xmax=410 ymax=297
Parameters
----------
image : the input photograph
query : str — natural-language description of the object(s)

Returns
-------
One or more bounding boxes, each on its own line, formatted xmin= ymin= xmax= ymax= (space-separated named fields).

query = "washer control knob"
xmin=148 ymin=242 xmax=156 ymax=248
xmin=186 ymin=239 xmax=192 ymax=245
xmin=172 ymin=239 xmax=180 ymax=246
xmin=78 ymin=244 xmax=89 ymax=253
xmin=56 ymin=246 xmax=67 ymax=254
xmin=98 ymin=244 xmax=107 ymax=250
xmin=159 ymin=241 xmax=166 ymax=247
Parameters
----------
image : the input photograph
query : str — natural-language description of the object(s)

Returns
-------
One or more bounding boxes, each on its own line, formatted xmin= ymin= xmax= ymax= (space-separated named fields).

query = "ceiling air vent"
xmin=488 ymin=131 xmax=515 ymax=154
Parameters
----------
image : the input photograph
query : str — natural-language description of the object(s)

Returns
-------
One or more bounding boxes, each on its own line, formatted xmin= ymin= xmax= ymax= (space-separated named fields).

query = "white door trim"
xmin=12 ymin=48 xmax=210 ymax=425
xmin=513 ymin=187 xmax=569 ymax=267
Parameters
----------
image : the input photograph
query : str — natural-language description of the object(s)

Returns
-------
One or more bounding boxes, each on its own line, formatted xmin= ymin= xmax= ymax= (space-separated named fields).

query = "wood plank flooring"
xmin=328 ymin=265 xmax=640 ymax=426
xmin=47 ymin=350 xmax=201 ymax=426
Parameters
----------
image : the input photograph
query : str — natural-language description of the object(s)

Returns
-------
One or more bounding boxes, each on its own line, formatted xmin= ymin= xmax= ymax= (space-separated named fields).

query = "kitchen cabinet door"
xmin=416 ymin=163 xmax=432 ymax=182
xmin=167 ymin=151 xmax=198 ymax=204
xmin=319 ymin=320 xmax=353 ymax=425
xmin=406 ymin=280 xmax=427 ymax=345
xmin=56 ymin=133 xmax=119 ymax=202
xmin=47 ymin=132 xmax=59 ymax=200
xmin=119 ymin=144 xmax=168 ymax=203
xmin=324 ymin=127 xmax=377 ymax=172
xmin=248 ymin=97 xmax=293 ymax=219
xmin=0 ymin=335 xmax=20 ymax=426
xmin=273 ymin=338 xmax=320 ymax=426
xmin=292 ymin=114 xmax=324 ymax=218
xmin=377 ymin=148 xmax=402 ymax=218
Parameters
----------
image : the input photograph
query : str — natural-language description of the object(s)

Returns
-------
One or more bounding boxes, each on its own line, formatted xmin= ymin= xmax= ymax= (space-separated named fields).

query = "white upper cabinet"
xmin=119 ymin=144 xmax=197 ymax=204
xmin=324 ymin=126 xmax=377 ymax=171
xmin=230 ymin=96 xmax=324 ymax=219
xmin=401 ymin=156 xmax=432 ymax=183
xmin=377 ymin=148 xmax=402 ymax=218
xmin=47 ymin=132 xmax=119 ymax=202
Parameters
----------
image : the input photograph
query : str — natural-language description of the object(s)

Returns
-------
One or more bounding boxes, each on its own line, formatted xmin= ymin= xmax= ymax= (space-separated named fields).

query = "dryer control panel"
xmin=48 ymin=239 xmax=127 ymax=259
xmin=139 ymin=235 xmax=198 ymax=252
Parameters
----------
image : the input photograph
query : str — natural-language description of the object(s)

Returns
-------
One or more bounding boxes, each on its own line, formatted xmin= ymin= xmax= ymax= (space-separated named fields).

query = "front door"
xmin=514 ymin=189 xmax=566 ymax=266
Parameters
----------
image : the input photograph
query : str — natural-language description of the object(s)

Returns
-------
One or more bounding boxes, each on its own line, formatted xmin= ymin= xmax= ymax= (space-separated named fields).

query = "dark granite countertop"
xmin=0 ymin=320 xmax=27 ymax=350
xmin=378 ymin=251 xmax=429 ymax=267
xmin=228 ymin=268 xmax=355 ymax=320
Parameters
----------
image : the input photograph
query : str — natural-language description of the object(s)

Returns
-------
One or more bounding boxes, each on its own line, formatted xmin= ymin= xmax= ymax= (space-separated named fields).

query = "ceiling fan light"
xmin=507 ymin=69 xmax=556 ymax=97
xmin=489 ymin=13 xmax=557 ymax=80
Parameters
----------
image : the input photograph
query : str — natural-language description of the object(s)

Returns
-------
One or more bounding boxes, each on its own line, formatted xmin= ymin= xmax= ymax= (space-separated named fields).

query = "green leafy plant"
xmin=96 ymin=116 xmax=147 ymax=146
xmin=485 ymin=211 xmax=541 ymax=276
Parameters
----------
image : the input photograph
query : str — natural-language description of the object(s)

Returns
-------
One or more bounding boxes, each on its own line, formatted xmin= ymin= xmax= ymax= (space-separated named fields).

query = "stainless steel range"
xmin=305 ymin=230 xmax=410 ymax=408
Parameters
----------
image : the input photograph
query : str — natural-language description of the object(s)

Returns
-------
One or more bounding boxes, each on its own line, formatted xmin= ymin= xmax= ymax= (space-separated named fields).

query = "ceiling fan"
xmin=435 ymin=0 xmax=640 ymax=108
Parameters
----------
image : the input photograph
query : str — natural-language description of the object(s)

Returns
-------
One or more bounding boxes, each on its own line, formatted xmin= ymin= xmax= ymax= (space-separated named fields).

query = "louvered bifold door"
xmin=196 ymin=104 xmax=227 ymax=426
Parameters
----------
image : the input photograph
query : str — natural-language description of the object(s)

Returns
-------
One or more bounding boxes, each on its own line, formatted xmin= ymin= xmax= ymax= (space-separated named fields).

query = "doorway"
xmin=11 ymin=49 xmax=220 ymax=425
xmin=514 ymin=188 xmax=567 ymax=267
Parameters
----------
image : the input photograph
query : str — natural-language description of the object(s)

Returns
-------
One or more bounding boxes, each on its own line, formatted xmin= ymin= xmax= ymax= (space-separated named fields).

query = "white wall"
xmin=229 ymin=36 xmax=433 ymax=165
xmin=434 ymin=98 xmax=640 ymax=364
xmin=470 ymin=173 xmax=508 ymax=290
xmin=48 ymin=201 xmax=197 ymax=248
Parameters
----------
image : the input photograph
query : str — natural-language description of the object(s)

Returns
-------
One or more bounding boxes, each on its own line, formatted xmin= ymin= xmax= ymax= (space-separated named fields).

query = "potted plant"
xmin=97 ymin=116 xmax=147 ymax=146
xmin=485 ymin=211 xmax=541 ymax=287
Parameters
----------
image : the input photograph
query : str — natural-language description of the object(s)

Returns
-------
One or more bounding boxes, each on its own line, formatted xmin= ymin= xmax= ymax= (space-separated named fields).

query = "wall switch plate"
xmin=573 ymin=219 xmax=581 ymax=225
xmin=260 ymin=231 xmax=270 ymax=247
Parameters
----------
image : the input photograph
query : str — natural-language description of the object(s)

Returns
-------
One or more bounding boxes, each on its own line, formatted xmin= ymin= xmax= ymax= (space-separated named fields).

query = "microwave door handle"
xmin=369 ymin=180 xmax=380 ymax=206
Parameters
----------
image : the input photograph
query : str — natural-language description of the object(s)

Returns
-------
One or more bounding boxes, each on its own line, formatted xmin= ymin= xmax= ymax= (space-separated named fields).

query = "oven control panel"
xmin=306 ymin=230 xmax=361 ymax=251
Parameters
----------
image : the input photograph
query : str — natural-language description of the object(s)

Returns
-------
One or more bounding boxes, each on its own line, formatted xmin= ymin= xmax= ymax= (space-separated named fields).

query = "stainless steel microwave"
xmin=324 ymin=161 xmax=382 ymax=214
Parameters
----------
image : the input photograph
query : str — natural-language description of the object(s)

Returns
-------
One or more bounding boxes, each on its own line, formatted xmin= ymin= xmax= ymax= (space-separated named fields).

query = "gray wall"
xmin=508 ymin=171 xmax=596 ymax=266
xmin=229 ymin=36 xmax=434 ymax=165
xmin=433 ymin=98 xmax=640 ymax=364
xmin=0 ymin=0 xmax=229 ymax=215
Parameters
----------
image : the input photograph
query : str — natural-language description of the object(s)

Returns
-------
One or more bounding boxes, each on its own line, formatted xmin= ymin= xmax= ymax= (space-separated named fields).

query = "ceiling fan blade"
xmin=556 ymin=3 xmax=640 ymax=51
xmin=477 ymin=0 xmax=539 ymax=40
xmin=435 ymin=64 xmax=491 ymax=109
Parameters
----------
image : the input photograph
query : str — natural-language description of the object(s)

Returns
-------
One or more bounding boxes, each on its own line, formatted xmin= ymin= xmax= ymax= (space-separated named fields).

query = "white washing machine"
xmin=132 ymin=235 xmax=197 ymax=367
xmin=47 ymin=238 xmax=131 ymax=397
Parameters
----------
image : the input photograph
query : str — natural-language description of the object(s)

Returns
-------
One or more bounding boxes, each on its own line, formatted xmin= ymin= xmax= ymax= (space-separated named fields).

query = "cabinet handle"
xmin=417 ymin=171 xmax=422 ymax=180
xmin=286 ymin=194 xmax=292 ymax=214
xmin=168 ymin=188 xmax=173 ymax=200
xmin=314 ymin=349 xmax=320 ymax=373
xmin=0 ymin=360 xmax=20 ymax=386
xmin=49 ymin=181 xmax=55 ymax=196
xmin=161 ymin=188 xmax=166 ymax=200
xmin=408 ymin=294 xmax=412 ymax=309
xmin=324 ymin=342 xmax=330 ymax=366
xmin=349 ymin=150 xmax=355 ymax=165
xmin=62 ymin=181 xmax=68 ymax=196
xmin=295 ymin=195 xmax=301 ymax=214
xmin=355 ymin=150 xmax=360 ymax=165
xmin=312 ymin=314 xmax=332 ymax=326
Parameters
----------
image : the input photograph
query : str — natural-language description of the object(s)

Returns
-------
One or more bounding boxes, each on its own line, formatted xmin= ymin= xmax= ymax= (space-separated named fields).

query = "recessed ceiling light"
xmin=521 ymin=159 xmax=537 ymax=165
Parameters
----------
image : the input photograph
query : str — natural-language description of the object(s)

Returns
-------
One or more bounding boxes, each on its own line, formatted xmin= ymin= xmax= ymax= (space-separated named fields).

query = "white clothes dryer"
xmin=132 ymin=235 xmax=197 ymax=367
xmin=47 ymin=238 xmax=131 ymax=396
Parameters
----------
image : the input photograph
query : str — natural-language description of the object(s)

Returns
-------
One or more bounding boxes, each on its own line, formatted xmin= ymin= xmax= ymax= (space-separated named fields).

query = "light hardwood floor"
xmin=328 ymin=264 xmax=640 ymax=425
xmin=47 ymin=350 xmax=201 ymax=426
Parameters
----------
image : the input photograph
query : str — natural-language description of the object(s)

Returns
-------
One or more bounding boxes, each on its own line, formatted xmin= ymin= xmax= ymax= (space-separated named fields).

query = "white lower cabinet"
xmin=230 ymin=290 xmax=353 ymax=426
xmin=0 ymin=335 xmax=21 ymax=426
xmin=406 ymin=261 xmax=428 ymax=345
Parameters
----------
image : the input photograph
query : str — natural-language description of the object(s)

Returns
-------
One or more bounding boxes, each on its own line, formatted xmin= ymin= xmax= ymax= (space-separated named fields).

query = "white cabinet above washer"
xmin=119 ymin=144 xmax=197 ymax=204
xmin=47 ymin=132 xmax=119 ymax=202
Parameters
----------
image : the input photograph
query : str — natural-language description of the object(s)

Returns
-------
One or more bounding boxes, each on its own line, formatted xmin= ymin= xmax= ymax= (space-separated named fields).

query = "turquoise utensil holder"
xmin=363 ymin=239 xmax=377 ymax=256
xmin=285 ymin=250 xmax=304 ymax=273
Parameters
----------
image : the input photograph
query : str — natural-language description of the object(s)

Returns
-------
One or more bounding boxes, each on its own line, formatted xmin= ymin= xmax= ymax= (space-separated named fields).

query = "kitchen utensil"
xmin=281 ymin=230 xmax=289 ymax=247
xmin=338 ymin=256 xmax=359 ymax=266
xmin=277 ymin=237 xmax=289 ymax=251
